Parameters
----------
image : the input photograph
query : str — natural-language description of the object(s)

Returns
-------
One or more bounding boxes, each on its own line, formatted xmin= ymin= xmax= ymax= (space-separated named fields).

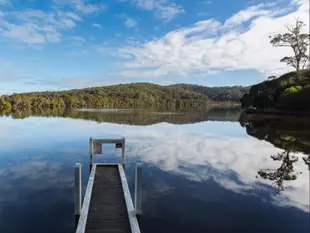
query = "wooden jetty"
xmin=75 ymin=138 xmax=142 ymax=233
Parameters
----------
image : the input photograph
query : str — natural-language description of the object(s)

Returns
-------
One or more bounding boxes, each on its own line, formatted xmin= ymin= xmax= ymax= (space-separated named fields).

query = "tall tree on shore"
xmin=270 ymin=18 xmax=310 ymax=72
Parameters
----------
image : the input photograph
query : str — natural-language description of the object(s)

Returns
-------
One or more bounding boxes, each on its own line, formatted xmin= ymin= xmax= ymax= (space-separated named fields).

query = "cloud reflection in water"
xmin=125 ymin=127 xmax=309 ymax=212
xmin=0 ymin=116 xmax=309 ymax=213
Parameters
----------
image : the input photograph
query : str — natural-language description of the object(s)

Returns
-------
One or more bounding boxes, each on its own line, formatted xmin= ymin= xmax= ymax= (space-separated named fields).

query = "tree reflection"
xmin=303 ymin=156 xmax=310 ymax=170
xmin=258 ymin=150 xmax=301 ymax=192
xmin=240 ymin=113 xmax=310 ymax=192
xmin=0 ymin=107 xmax=241 ymax=125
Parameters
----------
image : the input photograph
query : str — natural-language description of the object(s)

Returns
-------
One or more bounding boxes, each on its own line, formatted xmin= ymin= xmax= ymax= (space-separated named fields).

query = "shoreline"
xmin=0 ymin=103 xmax=241 ymax=112
xmin=243 ymin=108 xmax=310 ymax=117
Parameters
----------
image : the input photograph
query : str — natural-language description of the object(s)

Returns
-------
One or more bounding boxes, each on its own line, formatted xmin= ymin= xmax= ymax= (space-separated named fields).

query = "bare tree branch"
xmin=270 ymin=18 xmax=310 ymax=72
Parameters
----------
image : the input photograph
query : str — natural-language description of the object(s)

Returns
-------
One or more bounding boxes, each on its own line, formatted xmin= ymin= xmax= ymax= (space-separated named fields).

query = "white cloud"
xmin=223 ymin=2 xmax=294 ymax=28
xmin=68 ymin=36 xmax=86 ymax=46
xmin=93 ymin=23 xmax=102 ymax=28
xmin=124 ymin=18 xmax=138 ymax=28
xmin=53 ymin=0 xmax=105 ymax=15
xmin=74 ymin=0 xmax=105 ymax=14
xmin=224 ymin=4 xmax=271 ymax=28
xmin=130 ymin=0 xmax=184 ymax=20
xmin=4 ymin=74 xmax=123 ymax=91
xmin=0 ymin=9 xmax=83 ymax=44
xmin=0 ymin=0 xmax=9 ymax=5
xmin=57 ymin=11 xmax=82 ymax=21
xmin=117 ymin=0 xmax=310 ymax=78
xmin=154 ymin=1 xmax=184 ymax=21
xmin=1 ymin=22 xmax=46 ymax=44
xmin=0 ymin=1 xmax=105 ymax=46
xmin=70 ymin=36 xmax=85 ymax=42
xmin=131 ymin=0 xmax=155 ymax=10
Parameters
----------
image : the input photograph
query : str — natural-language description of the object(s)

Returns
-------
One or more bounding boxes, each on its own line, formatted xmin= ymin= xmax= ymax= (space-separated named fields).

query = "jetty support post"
xmin=89 ymin=137 xmax=94 ymax=171
xmin=74 ymin=163 xmax=82 ymax=221
xmin=135 ymin=164 xmax=142 ymax=215
xmin=121 ymin=138 xmax=126 ymax=165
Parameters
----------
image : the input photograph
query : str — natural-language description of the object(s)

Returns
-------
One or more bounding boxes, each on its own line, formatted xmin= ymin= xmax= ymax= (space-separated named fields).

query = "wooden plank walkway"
xmin=85 ymin=165 xmax=131 ymax=233
xmin=75 ymin=138 xmax=141 ymax=233
xmin=75 ymin=164 xmax=141 ymax=233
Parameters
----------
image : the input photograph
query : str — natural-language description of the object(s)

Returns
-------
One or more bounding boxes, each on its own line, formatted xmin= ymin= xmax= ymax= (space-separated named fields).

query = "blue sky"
xmin=0 ymin=0 xmax=309 ymax=94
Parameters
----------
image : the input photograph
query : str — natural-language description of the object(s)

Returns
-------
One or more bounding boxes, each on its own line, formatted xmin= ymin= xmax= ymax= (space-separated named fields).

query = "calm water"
xmin=0 ymin=108 xmax=309 ymax=233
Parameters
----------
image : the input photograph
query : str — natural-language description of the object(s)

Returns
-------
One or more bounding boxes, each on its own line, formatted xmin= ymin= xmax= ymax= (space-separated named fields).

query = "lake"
xmin=0 ymin=108 xmax=309 ymax=233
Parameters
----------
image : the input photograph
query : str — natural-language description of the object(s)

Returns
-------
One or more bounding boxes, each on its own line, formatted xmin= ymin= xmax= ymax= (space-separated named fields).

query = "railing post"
xmin=121 ymin=138 xmax=126 ymax=165
xmin=89 ymin=137 xmax=94 ymax=171
xmin=135 ymin=164 xmax=142 ymax=215
xmin=74 ymin=163 xmax=82 ymax=217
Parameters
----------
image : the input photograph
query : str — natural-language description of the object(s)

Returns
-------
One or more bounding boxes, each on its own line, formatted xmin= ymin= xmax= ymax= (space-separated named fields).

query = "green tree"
xmin=0 ymin=96 xmax=12 ymax=109
xmin=283 ymin=85 xmax=302 ymax=95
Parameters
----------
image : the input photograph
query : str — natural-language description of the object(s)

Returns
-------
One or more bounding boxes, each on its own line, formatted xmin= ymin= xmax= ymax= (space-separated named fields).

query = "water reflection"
xmin=240 ymin=113 xmax=310 ymax=194
xmin=0 ymin=109 xmax=309 ymax=233
xmin=0 ymin=161 xmax=75 ymax=233
xmin=0 ymin=107 xmax=241 ymax=125
xmin=126 ymin=130 xmax=309 ymax=212
xmin=258 ymin=150 xmax=301 ymax=192
xmin=137 ymin=165 xmax=309 ymax=233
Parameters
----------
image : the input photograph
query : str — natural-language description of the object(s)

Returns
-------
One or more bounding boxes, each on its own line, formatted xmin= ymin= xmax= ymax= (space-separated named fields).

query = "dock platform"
xmin=75 ymin=138 xmax=141 ymax=233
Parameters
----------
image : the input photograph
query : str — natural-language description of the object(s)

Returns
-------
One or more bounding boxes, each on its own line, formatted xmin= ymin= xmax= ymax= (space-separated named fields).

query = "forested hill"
xmin=0 ymin=83 xmax=248 ymax=110
xmin=241 ymin=69 xmax=310 ymax=112
xmin=170 ymin=84 xmax=249 ymax=102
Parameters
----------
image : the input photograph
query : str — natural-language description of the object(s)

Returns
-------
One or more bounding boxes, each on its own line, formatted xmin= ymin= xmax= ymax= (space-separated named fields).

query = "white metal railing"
xmin=74 ymin=137 xmax=142 ymax=233
xmin=89 ymin=137 xmax=126 ymax=166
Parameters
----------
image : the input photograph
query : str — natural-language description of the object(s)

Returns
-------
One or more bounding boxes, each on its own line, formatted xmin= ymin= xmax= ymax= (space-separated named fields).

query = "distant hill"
xmin=0 ymin=83 xmax=248 ymax=110
xmin=241 ymin=69 xmax=310 ymax=112
xmin=170 ymin=84 xmax=249 ymax=102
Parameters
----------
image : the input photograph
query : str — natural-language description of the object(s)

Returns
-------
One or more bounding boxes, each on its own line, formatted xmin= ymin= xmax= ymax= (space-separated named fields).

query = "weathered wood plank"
xmin=85 ymin=165 xmax=132 ymax=233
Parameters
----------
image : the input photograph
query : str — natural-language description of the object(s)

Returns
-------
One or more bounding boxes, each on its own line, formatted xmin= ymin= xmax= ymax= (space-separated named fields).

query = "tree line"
xmin=0 ymin=83 xmax=246 ymax=111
